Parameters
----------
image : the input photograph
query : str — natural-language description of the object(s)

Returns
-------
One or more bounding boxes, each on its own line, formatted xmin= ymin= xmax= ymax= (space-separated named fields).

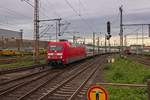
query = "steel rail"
xmin=18 ymin=58 xmax=94 ymax=100
xmin=0 ymin=58 xmax=94 ymax=100
xmin=68 ymin=64 xmax=100 ymax=100
xmin=0 ymin=70 xmax=57 ymax=96
xmin=0 ymin=64 xmax=47 ymax=75
xmin=38 ymin=58 xmax=99 ymax=100
xmin=0 ymin=67 xmax=50 ymax=87
xmin=0 ymin=69 xmax=51 ymax=94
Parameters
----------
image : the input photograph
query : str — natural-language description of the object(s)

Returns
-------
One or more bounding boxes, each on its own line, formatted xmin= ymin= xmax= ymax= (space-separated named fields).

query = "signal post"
xmin=106 ymin=21 xmax=112 ymax=53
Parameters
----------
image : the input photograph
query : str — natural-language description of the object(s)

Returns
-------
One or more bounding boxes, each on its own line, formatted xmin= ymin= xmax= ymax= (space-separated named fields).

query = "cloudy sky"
xmin=0 ymin=0 xmax=150 ymax=42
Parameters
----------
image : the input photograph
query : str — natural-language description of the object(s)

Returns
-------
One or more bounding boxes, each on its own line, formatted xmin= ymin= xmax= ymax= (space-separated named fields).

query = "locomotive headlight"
xmin=57 ymin=53 xmax=63 ymax=56
xmin=48 ymin=56 xmax=51 ymax=59
xmin=60 ymin=56 xmax=62 ymax=58
xmin=48 ymin=53 xmax=54 ymax=56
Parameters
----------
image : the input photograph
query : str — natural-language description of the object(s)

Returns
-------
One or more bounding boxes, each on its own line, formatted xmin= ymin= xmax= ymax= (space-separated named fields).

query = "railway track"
xmin=128 ymin=54 xmax=150 ymax=66
xmin=0 ymin=68 xmax=51 ymax=93
xmin=0 ymin=52 xmax=112 ymax=76
xmin=0 ymin=58 xmax=17 ymax=64
xmin=38 ymin=59 xmax=101 ymax=100
xmin=0 ymin=55 xmax=96 ymax=83
xmin=0 ymin=64 xmax=47 ymax=75
xmin=14 ymin=56 xmax=105 ymax=100
xmin=0 ymin=65 xmax=50 ymax=84
xmin=0 ymin=57 xmax=97 ymax=100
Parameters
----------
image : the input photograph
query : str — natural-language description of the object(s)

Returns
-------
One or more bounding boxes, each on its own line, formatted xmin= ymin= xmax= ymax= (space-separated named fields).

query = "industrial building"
xmin=0 ymin=29 xmax=22 ymax=40
xmin=0 ymin=29 xmax=22 ymax=49
xmin=0 ymin=28 xmax=47 ymax=51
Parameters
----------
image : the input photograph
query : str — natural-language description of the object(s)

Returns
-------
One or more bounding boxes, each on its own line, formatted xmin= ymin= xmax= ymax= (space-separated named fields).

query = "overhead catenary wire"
xmin=38 ymin=0 xmax=74 ymax=38
xmin=0 ymin=0 xmax=71 ymax=37
xmin=0 ymin=2 xmax=33 ymax=31
xmin=41 ymin=0 xmax=61 ymax=18
xmin=22 ymin=0 xmax=50 ymax=19
xmin=43 ymin=0 xmax=72 ymax=24
xmin=39 ymin=0 xmax=71 ymax=25
xmin=40 ymin=24 xmax=55 ymax=34
xmin=38 ymin=0 xmax=72 ymax=37
xmin=77 ymin=0 xmax=119 ymax=34
xmin=21 ymin=0 xmax=34 ymax=7
xmin=0 ymin=7 xmax=32 ymax=19
xmin=0 ymin=6 xmax=32 ymax=29
xmin=64 ymin=0 xmax=95 ymax=32
xmin=21 ymin=0 xmax=60 ymax=41
xmin=125 ymin=26 xmax=142 ymax=36
xmin=39 ymin=0 xmax=53 ymax=19
xmin=40 ymin=24 xmax=54 ymax=38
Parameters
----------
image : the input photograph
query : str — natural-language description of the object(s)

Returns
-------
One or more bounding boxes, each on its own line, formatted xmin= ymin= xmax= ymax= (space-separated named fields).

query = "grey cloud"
xmin=0 ymin=0 xmax=150 ymax=39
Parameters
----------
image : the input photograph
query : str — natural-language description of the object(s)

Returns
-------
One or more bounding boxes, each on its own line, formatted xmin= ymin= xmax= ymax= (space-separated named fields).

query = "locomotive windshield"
xmin=49 ymin=45 xmax=63 ymax=51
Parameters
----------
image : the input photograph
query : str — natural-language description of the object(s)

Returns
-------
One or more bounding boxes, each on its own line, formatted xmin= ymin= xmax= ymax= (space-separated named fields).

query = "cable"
xmin=65 ymin=0 xmax=80 ymax=16
xmin=39 ymin=0 xmax=52 ymax=18
xmin=61 ymin=22 xmax=71 ymax=35
xmin=124 ymin=26 xmax=142 ymax=37
xmin=40 ymin=24 xmax=56 ymax=38
xmin=0 ymin=7 xmax=32 ymax=19
xmin=40 ymin=25 xmax=50 ymax=34
xmin=22 ymin=0 xmax=34 ymax=7
xmin=0 ymin=5 xmax=33 ymax=31
xmin=21 ymin=0 xmax=50 ymax=19
xmin=45 ymin=0 xmax=71 ymax=23
xmin=64 ymin=0 xmax=95 ymax=32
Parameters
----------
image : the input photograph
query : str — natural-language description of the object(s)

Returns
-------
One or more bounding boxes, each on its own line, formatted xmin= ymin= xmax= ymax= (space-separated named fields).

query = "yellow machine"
xmin=0 ymin=50 xmax=2 ymax=55
xmin=1 ymin=49 xmax=16 ymax=56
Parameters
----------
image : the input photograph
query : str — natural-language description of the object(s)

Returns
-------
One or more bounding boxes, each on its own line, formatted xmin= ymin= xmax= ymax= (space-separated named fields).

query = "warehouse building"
xmin=0 ymin=29 xmax=22 ymax=49
xmin=0 ymin=29 xmax=22 ymax=40
xmin=0 ymin=29 xmax=47 ymax=51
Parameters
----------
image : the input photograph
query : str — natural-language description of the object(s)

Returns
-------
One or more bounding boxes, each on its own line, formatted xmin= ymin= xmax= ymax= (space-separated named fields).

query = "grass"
xmin=0 ymin=55 xmax=46 ymax=69
xmin=103 ymin=56 xmax=150 ymax=100
xmin=0 ymin=59 xmax=46 ymax=69
xmin=144 ymin=52 xmax=150 ymax=57
xmin=107 ymin=87 xmax=147 ymax=100
xmin=0 ymin=61 xmax=34 ymax=68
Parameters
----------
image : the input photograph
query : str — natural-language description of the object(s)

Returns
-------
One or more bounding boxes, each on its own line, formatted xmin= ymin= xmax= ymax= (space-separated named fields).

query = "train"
xmin=47 ymin=41 xmax=86 ymax=65
xmin=124 ymin=45 xmax=144 ymax=55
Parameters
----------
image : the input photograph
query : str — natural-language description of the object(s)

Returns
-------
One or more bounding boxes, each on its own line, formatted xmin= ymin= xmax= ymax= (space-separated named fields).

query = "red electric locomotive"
xmin=47 ymin=40 xmax=86 ymax=65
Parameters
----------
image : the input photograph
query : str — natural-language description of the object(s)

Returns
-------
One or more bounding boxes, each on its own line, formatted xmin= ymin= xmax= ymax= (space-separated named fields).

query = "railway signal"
xmin=107 ymin=21 xmax=111 ymax=35
xmin=106 ymin=21 xmax=111 ymax=40
xmin=106 ymin=21 xmax=112 ymax=52
xmin=148 ymin=24 xmax=150 ymax=37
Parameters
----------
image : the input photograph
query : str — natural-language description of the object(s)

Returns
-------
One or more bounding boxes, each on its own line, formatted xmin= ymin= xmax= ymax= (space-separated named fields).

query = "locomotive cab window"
xmin=49 ymin=45 xmax=63 ymax=51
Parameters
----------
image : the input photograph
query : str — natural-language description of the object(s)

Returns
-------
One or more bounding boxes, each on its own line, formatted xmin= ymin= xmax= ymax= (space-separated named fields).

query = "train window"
xmin=49 ymin=45 xmax=63 ymax=51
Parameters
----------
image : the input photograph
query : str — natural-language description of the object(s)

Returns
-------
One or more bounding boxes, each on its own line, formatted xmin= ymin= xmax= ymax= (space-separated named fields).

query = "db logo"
xmin=87 ymin=85 xmax=108 ymax=100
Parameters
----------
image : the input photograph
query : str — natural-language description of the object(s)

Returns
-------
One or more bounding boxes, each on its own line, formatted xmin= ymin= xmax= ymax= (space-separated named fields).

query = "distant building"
xmin=0 ymin=29 xmax=21 ymax=41
xmin=0 ymin=29 xmax=47 ymax=50
xmin=0 ymin=29 xmax=22 ymax=49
